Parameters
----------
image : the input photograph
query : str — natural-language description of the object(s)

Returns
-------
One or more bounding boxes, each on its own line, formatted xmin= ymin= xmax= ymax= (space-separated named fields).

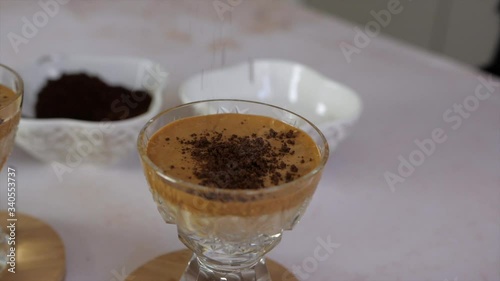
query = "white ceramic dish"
xmin=16 ymin=54 xmax=168 ymax=165
xmin=179 ymin=60 xmax=362 ymax=150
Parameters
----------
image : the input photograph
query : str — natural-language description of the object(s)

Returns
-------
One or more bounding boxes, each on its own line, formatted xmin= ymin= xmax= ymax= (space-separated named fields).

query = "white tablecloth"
xmin=0 ymin=1 xmax=498 ymax=280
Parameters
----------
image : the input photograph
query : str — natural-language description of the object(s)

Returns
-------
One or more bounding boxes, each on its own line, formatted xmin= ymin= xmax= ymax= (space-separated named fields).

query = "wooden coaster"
xmin=126 ymin=249 xmax=298 ymax=281
xmin=0 ymin=212 xmax=65 ymax=281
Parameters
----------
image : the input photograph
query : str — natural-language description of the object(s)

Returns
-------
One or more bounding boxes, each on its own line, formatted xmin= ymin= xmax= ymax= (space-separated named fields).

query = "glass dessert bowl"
xmin=137 ymin=100 xmax=329 ymax=280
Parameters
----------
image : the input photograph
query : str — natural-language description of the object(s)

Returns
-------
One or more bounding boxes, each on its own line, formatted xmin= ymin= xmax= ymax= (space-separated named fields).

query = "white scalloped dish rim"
xmin=179 ymin=59 xmax=362 ymax=150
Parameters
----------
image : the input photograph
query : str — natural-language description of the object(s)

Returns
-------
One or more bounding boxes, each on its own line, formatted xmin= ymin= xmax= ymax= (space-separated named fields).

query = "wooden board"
xmin=125 ymin=249 xmax=298 ymax=281
xmin=0 ymin=212 xmax=65 ymax=281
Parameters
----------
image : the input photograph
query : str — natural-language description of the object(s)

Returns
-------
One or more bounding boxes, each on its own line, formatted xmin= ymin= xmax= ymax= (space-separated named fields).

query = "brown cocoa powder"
xmin=177 ymin=128 xmax=301 ymax=189
xmin=35 ymin=73 xmax=152 ymax=121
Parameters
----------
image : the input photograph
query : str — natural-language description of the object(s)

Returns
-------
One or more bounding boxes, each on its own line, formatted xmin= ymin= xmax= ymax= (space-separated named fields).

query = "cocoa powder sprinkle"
xmin=176 ymin=129 xmax=301 ymax=189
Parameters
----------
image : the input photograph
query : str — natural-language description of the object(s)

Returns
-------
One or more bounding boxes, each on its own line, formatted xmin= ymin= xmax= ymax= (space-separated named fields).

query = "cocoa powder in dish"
xmin=35 ymin=73 xmax=152 ymax=121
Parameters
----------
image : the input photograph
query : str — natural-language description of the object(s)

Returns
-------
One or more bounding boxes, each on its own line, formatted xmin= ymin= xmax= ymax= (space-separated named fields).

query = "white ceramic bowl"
xmin=16 ymin=54 xmax=168 ymax=165
xmin=179 ymin=60 xmax=362 ymax=150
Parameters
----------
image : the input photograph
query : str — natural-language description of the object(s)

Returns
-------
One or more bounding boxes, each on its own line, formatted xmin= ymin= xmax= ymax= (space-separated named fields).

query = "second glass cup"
xmin=0 ymin=64 xmax=23 ymax=275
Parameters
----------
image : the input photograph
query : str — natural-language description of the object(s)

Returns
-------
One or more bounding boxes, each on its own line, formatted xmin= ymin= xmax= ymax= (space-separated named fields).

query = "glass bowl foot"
xmin=125 ymin=250 xmax=298 ymax=281
xmin=181 ymin=255 xmax=270 ymax=281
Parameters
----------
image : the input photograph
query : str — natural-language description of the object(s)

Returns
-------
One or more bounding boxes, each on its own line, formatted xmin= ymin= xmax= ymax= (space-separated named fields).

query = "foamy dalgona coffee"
xmin=0 ymin=85 xmax=22 ymax=169
xmin=144 ymin=113 xmax=323 ymax=217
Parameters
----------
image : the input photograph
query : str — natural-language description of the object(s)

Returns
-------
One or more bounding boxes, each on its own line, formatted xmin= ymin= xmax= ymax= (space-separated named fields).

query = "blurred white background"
xmin=304 ymin=0 xmax=499 ymax=67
